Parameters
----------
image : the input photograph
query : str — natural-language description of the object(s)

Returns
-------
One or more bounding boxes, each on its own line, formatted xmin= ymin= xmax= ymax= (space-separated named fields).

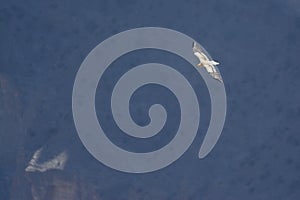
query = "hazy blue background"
xmin=1 ymin=0 xmax=300 ymax=199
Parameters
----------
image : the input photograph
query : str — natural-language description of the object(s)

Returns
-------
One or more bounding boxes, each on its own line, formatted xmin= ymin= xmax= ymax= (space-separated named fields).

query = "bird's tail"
xmin=211 ymin=60 xmax=219 ymax=65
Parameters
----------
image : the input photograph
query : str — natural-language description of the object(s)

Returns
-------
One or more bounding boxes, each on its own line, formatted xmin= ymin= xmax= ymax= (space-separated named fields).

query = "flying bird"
xmin=192 ymin=42 xmax=223 ymax=83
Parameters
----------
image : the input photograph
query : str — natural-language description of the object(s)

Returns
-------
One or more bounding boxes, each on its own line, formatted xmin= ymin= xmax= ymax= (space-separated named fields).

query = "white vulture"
xmin=192 ymin=42 xmax=223 ymax=83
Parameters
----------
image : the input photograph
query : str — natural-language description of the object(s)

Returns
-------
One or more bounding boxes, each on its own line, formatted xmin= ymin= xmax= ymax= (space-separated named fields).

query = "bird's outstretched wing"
xmin=192 ymin=42 xmax=209 ymax=61
xmin=210 ymin=72 xmax=223 ymax=83
xmin=203 ymin=65 xmax=222 ymax=82
xmin=192 ymin=41 xmax=202 ymax=53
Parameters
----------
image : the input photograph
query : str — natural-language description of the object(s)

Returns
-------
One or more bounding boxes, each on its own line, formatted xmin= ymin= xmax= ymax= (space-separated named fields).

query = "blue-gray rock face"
xmin=1 ymin=0 xmax=300 ymax=199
